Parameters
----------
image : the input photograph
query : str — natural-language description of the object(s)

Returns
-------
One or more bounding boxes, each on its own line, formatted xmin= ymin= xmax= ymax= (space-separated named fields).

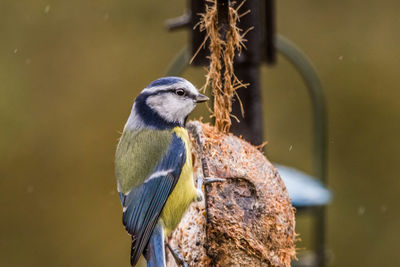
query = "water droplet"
xmin=338 ymin=55 xmax=344 ymax=60
xmin=380 ymin=205 xmax=387 ymax=213
xmin=288 ymin=145 xmax=293 ymax=152
xmin=44 ymin=5 xmax=51 ymax=14
xmin=358 ymin=206 xmax=366 ymax=215
xmin=27 ymin=185 xmax=34 ymax=193
xmin=13 ymin=48 xmax=18 ymax=54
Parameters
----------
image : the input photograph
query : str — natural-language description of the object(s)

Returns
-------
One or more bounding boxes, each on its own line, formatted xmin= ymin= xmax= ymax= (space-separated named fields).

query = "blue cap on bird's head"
xmin=125 ymin=77 xmax=209 ymax=130
xmin=146 ymin=77 xmax=186 ymax=88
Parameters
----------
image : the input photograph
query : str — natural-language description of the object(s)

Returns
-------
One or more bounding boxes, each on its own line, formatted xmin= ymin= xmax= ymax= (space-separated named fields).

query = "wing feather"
xmin=119 ymin=133 xmax=186 ymax=266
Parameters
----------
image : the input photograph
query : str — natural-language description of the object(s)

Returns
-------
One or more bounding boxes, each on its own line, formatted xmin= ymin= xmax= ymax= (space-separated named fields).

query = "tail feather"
xmin=142 ymin=225 xmax=165 ymax=267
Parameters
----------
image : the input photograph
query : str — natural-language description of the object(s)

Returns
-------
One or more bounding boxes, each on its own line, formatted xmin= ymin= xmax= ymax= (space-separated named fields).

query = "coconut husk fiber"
xmin=194 ymin=0 xmax=249 ymax=133
xmin=166 ymin=121 xmax=296 ymax=267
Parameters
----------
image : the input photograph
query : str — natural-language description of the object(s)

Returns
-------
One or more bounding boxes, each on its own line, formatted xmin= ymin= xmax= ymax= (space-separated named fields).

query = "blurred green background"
xmin=1 ymin=0 xmax=399 ymax=266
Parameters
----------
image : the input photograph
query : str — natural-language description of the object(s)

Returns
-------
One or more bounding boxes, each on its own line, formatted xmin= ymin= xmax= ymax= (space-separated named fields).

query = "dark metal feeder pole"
xmin=230 ymin=0 xmax=264 ymax=146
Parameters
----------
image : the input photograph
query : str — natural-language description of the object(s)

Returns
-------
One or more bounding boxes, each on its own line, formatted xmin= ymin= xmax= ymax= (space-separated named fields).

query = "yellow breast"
xmin=160 ymin=127 xmax=197 ymax=235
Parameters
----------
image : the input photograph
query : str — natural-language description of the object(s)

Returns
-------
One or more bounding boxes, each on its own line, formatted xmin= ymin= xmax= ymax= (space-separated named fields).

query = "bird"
xmin=115 ymin=77 xmax=209 ymax=267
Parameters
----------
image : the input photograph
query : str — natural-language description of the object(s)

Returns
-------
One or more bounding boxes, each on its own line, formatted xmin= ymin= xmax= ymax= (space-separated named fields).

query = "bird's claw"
xmin=197 ymin=175 xmax=225 ymax=191
xmin=203 ymin=177 xmax=225 ymax=184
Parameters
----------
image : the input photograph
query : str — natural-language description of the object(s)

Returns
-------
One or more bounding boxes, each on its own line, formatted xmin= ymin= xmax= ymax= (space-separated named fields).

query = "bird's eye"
xmin=175 ymin=89 xmax=186 ymax=96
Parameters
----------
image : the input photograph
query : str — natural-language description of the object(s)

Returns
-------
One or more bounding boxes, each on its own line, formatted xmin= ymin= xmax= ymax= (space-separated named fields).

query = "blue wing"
xmin=119 ymin=133 xmax=186 ymax=266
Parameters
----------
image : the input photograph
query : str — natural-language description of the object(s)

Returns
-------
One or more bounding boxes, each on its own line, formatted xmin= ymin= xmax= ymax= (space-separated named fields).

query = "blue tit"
xmin=115 ymin=77 xmax=209 ymax=267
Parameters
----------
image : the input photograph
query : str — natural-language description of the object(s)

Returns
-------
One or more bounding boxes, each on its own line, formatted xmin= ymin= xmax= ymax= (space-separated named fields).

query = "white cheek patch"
xmin=146 ymin=93 xmax=195 ymax=124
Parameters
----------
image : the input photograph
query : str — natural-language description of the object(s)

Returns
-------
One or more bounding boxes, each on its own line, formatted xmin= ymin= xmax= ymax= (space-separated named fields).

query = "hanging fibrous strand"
xmin=192 ymin=0 xmax=252 ymax=133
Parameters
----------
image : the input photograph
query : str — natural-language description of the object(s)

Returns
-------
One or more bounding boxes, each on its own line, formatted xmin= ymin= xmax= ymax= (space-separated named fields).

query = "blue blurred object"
xmin=275 ymin=164 xmax=332 ymax=208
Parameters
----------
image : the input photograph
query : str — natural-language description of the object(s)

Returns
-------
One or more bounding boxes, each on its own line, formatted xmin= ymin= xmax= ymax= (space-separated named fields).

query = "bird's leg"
xmin=187 ymin=119 xmax=230 ymax=237
xmin=188 ymin=122 xmax=226 ymax=195
xmin=165 ymin=242 xmax=188 ymax=267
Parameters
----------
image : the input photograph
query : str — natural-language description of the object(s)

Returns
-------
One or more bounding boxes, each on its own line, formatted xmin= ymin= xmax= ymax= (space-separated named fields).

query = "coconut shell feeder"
xmin=166 ymin=122 xmax=296 ymax=267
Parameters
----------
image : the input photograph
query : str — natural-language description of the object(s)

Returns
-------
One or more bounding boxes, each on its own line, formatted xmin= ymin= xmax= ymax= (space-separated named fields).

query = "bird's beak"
xmin=195 ymin=94 xmax=209 ymax=103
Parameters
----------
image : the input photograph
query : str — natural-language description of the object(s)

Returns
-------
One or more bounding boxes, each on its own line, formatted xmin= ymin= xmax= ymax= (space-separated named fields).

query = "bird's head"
xmin=126 ymin=77 xmax=209 ymax=130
